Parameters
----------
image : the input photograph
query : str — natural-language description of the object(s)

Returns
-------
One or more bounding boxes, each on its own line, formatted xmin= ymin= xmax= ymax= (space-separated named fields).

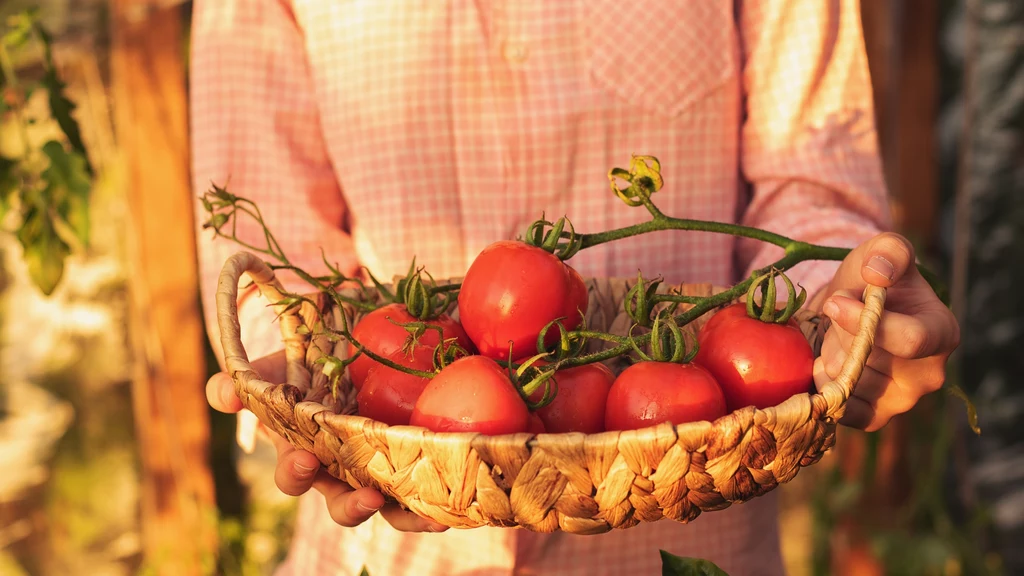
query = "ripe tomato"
xmin=527 ymin=412 xmax=546 ymax=434
xmin=410 ymin=355 xmax=530 ymax=435
xmin=604 ymin=362 xmax=726 ymax=431
xmin=458 ymin=241 xmax=588 ymax=362
xmin=356 ymin=345 xmax=435 ymax=426
xmin=347 ymin=303 xmax=473 ymax=390
xmin=527 ymin=362 xmax=615 ymax=434
xmin=694 ymin=302 xmax=814 ymax=411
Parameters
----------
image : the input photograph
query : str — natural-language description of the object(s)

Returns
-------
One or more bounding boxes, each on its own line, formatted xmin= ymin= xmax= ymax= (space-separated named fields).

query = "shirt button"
xmin=502 ymin=41 xmax=529 ymax=63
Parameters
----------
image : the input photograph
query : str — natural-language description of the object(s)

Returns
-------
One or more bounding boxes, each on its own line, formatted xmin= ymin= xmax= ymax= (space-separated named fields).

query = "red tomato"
xmin=694 ymin=302 xmax=814 ymax=411
xmin=604 ymin=362 xmax=726 ymax=431
xmin=527 ymin=412 xmax=546 ymax=434
xmin=356 ymin=345 xmax=435 ymax=426
xmin=527 ymin=362 xmax=615 ymax=434
xmin=410 ymin=355 xmax=530 ymax=435
xmin=347 ymin=303 xmax=473 ymax=390
xmin=458 ymin=241 xmax=588 ymax=362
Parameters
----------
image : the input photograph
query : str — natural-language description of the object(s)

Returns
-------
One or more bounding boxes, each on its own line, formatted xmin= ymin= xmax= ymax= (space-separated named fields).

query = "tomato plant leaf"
xmin=660 ymin=550 xmax=730 ymax=576
xmin=1 ymin=13 xmax=33 ymax=50
xmin=15 ymin=204 xmax=70 ymax=295
xmin=31 ymin=20 xmax=92 ymax=174
xmin=40 ymin=140 xmax=91 ymax=248
xmin=0 ymin=155 xmax=17 ymax=221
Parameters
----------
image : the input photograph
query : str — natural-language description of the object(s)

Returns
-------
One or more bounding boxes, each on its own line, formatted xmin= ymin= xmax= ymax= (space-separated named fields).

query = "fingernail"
xmin=428 ymin=524 xmax=447 ymax=533
xmin=866 ymin=256 xmax=895 ymax=281
xmin=293 ymin=462 xmax=315 ymax=477
xmin=822 ymin=300 xmax=839 ymax=319
xmin=356 ymin=501 xmax=381 ymax=514
xmin=219 ymin=384 xmax=237 ymax=407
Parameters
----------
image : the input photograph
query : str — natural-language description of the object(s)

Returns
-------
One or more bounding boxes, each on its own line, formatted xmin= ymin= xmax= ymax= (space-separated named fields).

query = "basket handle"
xmin=819 ymin=283 xmax=887 ymax=419
xmin=215 ymin=251 xmax=310 ymax=393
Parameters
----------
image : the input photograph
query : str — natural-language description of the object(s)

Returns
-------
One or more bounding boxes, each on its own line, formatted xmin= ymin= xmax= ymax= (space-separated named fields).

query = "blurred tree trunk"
xmin=110 ymin=2 xmax=216 ymax=574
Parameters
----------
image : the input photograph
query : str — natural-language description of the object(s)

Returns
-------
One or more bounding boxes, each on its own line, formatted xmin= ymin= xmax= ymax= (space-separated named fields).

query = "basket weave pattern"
xmin=217 ymin=251 xmax=886 ymax=534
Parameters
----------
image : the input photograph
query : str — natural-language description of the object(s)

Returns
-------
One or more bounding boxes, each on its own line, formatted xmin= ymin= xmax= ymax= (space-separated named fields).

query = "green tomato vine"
xmin=201 ymin=152 xmax=978 ymax=433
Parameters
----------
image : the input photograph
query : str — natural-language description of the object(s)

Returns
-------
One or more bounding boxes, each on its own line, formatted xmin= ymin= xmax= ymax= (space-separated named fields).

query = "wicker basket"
xmin=217 ymin=251 xmax=886 ymax=534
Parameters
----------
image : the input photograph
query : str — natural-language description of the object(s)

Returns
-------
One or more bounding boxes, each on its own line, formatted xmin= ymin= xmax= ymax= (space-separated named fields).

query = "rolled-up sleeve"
xmin=736 ymin=0 xmax=892 ymax=299
xmin=190 ymin=0 xmax=359 ymax=367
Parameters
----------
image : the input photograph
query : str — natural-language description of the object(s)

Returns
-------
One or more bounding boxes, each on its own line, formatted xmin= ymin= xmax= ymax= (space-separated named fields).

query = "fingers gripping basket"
xmin=217 ymin=251 xmax=887 ymax=534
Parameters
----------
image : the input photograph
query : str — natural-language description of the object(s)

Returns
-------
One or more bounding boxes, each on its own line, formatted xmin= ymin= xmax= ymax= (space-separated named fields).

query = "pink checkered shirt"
xmin=190 ymin=0 xmax=890 ymax=574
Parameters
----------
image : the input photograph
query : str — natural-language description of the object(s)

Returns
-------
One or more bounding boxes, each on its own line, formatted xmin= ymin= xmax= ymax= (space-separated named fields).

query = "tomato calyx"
xmin=535 ymin=314 xmax=588 ymax=362
xmin=432 ymin=336 xmax=472 ymax=371
xmin=393 ymin=258 xmax=459 ymax=320
xmin=608 ymin=155 xmax=664 ymax=209
xmin=745 ymin=268 xmax=807 ymax=325
xmin=627 ymin=311 xmax=698 ymax=365
xmin=313 ymin=353 xmax=364 ymax=398
xmin=524 ymin=214 xmax=583 ymax=260
xmin=625 ymin=270 xmax=667 ymax=328
xmin=506 ymin=349 xmax=561 ymax=411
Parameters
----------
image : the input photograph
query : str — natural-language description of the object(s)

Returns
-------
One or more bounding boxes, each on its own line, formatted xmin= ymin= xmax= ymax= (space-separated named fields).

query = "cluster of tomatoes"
xmin=350 ymin=238 xmax=816 ymax=435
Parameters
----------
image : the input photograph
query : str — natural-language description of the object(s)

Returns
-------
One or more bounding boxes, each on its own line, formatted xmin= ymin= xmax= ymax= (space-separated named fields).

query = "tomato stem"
xmin=200 ymin=187 xmax=379 ymax=312
xmin=558 ymin=248 xmax=826 ymax=368
xmin=578 ymin=216 xmax=797 ymax=252
xmin=524 ymin=215 xmax=584 ymax=260
xmin=275 ymin=290 xmax=439 ymax=381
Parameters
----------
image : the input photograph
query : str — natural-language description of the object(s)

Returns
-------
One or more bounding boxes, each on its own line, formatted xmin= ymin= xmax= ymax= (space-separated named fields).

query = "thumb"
xmin=859 ymin=232 xmax=916 ymax=287
xmin=833 ymin=232 xmax=916 ymax=293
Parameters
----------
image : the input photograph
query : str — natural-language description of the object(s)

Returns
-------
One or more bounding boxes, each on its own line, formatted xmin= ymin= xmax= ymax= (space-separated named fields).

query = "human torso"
xmin=293 ymin=0 xmax=745 ymax=286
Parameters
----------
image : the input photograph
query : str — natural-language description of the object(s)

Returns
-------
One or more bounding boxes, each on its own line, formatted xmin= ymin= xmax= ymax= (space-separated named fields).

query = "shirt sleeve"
xmin=735 ymin=0 xmax=893 ymax=300
xmin=190 ymin=0 xmax=360 ymax=368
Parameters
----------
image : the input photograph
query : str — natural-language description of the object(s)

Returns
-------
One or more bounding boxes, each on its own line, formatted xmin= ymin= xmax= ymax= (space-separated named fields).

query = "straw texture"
xmin=217 ymin=251 xmax=886 ymax=533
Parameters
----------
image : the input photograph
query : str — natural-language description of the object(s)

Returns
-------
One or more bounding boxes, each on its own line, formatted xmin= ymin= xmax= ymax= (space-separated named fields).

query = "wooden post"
xmin=110 ymin=2 xmax=217 ymax=574
xmin=892 ymin=0 xmax=940 ymax=246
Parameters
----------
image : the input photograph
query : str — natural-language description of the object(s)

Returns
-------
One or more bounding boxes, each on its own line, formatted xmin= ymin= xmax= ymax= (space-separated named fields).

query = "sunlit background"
xmin=0 ymin=1 xmax=1021 ymax=575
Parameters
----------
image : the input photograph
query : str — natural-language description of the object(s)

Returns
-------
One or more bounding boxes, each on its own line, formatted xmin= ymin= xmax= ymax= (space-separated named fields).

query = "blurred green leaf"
xmin=660 ymin=550 xmax=730 ymax=576
xmin=1 ymin=12 xmax=33 ymax=50
xmin=0 ymin=155 xmax=17 ymax=220
xmin=41 ymin=140 xmax=90 ymax=248
xmin=31 ymin=18 xmax=91 ymax=174
xmin=828 ymin=478 xmax=863 ymax=514
xmin=16 ymin=204 xmax=69 ymax=295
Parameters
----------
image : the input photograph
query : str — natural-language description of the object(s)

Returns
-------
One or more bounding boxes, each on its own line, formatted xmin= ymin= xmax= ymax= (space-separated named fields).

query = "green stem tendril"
xmin=627 ymin=312 xmax=697 ymax=364
xmin=275 ymin=293 xmax=437 ymax=380
xmin=524 ymin=214 xmax=583 ymax=260
xmin=393 ymin=260 xmax=459 ymax=319
xmin=624 ymin=270 xmax=664 ymax=328
xmin=535 ymin=315 xmax=593 ymax=361
xmin=387 ymin=316 xmax=434 ymax=351
xmin=508 ymin=352 xmax=559 ymax=410
xmin=431 ymin=283 xmax=461 ymax=295
xmin=433 ymin=337 xmax=471 ymax=371
xmin=201 ymin=185 xmax=378 ymax=312
xmin=360 ymin=265 xmax=395 ymax=302
xmin=745 ymin=268 xmax=807 ymax=324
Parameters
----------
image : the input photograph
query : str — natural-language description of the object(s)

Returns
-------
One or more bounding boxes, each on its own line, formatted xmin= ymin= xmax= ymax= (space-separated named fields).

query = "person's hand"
xmin=814 ymin=233 xmax=960 ymax=432
xmin=206 ymin=351 xmax=449 ymax=532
